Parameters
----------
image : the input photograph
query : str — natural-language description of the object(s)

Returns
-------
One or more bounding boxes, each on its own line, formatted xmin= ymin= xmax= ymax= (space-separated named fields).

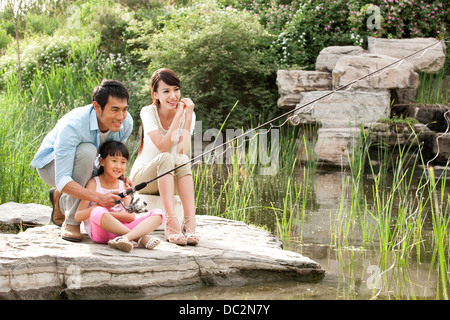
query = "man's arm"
xmin=62 ymin=180 xmax=121 ymax=209
xmin=54 ymin=125 xmax=121 ymax=208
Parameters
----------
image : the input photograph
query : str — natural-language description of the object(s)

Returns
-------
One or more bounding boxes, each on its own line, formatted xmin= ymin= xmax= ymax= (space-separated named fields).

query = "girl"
xmin=75 ymin=140 xmax=166 ymax=252
xmin=129 ymin=68 xmax=198 ymax=246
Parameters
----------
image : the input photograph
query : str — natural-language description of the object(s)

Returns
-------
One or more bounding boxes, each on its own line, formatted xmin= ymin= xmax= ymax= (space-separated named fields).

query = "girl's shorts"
xmin=89 ymin=206 xmax=166 ymax=244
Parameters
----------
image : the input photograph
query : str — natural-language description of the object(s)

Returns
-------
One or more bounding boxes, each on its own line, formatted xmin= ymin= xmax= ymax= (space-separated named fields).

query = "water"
xmin=157 ymin=168 xmax=449 ymax=300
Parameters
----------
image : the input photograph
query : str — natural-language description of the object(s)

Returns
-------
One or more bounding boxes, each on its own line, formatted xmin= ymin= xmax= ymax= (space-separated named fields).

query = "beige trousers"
xmin=130 ymin=152 xmax=192 ymax=195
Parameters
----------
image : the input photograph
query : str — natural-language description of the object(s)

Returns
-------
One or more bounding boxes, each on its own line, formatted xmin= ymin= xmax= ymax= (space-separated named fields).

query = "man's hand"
xmin=96 ymin=191 xmax=123 ymax=209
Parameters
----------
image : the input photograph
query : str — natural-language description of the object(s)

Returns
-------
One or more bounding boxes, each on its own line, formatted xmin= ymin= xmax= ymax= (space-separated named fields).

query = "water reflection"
xmin=175 ymin=167 xmax=449 ymax=300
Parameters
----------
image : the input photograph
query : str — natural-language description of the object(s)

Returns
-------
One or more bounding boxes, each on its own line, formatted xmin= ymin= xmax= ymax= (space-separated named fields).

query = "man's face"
xmin=93 ymin=96 xmax=128 ymax=133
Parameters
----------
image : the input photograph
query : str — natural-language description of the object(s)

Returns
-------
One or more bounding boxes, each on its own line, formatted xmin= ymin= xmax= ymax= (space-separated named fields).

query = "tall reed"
xmin=0 ymin=36 xmax=127 ymax=204
xmin=332 ymin=123 xmax=450 ymax=299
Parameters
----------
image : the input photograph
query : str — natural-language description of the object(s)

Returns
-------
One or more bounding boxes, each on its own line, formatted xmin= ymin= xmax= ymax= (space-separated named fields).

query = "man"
xmin=32 ymin=79 xmax=134 ymax=242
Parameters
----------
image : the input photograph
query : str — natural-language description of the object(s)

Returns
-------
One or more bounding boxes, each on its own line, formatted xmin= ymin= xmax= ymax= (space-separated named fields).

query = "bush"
xmin=132 ymin=0 xmax=280 ymax=131
xmin=348 ymin=0 xmax=448 ymax=40
xmin=0 ymin=28 xmax=12 ymax=53
xmin=236 ymin=0 xmax=448 ymax=70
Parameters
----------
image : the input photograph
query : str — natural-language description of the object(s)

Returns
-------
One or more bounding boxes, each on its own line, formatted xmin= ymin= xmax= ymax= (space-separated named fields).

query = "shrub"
xmin=348 ymin=0 xmax=448 ymax=40
xmin=133 ymin=0 xmax=280 ymax=131
xmin=235 ymin=0 xmax=449 ymax=70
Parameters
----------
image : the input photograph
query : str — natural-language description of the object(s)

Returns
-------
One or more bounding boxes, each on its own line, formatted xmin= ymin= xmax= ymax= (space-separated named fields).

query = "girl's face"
xmin=153 ymin=80 xmax=180 ymax=110
xmin=99 ymin=153 xmax=128 ymax=179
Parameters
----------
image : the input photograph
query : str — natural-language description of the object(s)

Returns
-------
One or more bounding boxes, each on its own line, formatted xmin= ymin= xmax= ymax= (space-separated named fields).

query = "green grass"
xmin=0 ymin=35 xmax=132 ymax=204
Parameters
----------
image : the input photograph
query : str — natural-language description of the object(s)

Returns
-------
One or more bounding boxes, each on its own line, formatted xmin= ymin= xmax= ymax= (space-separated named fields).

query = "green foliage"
xmin=0 ymin=28 xmax=12 ymax=53
xmin=133 ymin=0 xmax=280 ymax=131
xmin=232 ymin=0 xmax=449 ymax=70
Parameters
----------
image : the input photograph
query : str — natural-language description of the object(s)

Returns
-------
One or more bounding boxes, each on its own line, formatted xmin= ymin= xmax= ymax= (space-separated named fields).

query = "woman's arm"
xmin=176 ymin=98 xmax=195 ymax=154
xmin=148 ymin=103 xmax=184 ymax=153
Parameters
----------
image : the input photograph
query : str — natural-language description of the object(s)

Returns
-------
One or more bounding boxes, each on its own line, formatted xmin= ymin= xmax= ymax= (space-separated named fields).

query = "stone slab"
xmin=293 ymin=90 xmax=390 ymax=128
xmin=332 ymin=53 xmax=419 ymax=90
xmin=315 ymin=45 xmax=365 ymax=72
xmin=314 ymin=127 xmax=362 ymax=166
xmin=0 ymin=202 xmax=50 ymax=227
xmin=368 ymin=37 xmax=446 ymax=73
xmin=276 ymin=70 xmax=332 ymax=109
xmin=0 ymin=203 xmax=325 ymax=299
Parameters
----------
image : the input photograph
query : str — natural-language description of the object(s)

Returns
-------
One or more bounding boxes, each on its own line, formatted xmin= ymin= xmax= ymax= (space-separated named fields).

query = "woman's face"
xmin=153 ymin=80 xmax=181 ymax=110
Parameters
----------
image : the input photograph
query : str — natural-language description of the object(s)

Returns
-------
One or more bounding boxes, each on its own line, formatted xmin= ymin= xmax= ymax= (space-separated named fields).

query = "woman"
xmin=129 ymin=68 xmax=198 ymax=246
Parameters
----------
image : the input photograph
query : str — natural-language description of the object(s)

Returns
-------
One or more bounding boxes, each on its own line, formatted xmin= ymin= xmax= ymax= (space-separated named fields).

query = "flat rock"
xmin=276 ymin=70 xmax=332 ymax=109
xmin=313 ymin=127 xmax=362 ymax=166
xmin=0 ymin=203 xmax=325 ymax=299
xmin=368 ymin=37 xmax=446 ymax=73
xmin=293 ymin=90 xmax=391 ymax=128
xmin=0 ymin=202 xmax=50 ymax=228
xmin=332 ymin=53 xmax=419 ymax=91
xmin=316 ymin=45 xmax=366 ymax=72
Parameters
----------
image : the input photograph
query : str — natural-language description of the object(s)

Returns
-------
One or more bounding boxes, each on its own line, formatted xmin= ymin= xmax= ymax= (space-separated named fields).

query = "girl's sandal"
xmin=183 ymin=216 xmax=199 ymax=246
xmin=165 ymin=216 xmax=187 ymax=246
xmin=108 ymin=236 xmax=133 ymax=252
xmin=138 ymin=235 xmax=161 ymax=250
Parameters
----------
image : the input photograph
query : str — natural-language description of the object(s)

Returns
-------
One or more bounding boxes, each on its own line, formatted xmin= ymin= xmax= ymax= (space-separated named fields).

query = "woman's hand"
xmin=180 ymin=98 xmax=194 ymax=116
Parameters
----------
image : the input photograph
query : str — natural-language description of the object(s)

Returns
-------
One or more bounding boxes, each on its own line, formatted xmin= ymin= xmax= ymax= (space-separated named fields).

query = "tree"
xmin=0 ymin=0 xmax=53 ymax=92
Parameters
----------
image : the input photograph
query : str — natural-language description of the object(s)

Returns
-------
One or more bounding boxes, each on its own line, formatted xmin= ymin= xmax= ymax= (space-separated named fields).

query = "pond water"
xmin=155 ymin=168 xmax=449 ymax=300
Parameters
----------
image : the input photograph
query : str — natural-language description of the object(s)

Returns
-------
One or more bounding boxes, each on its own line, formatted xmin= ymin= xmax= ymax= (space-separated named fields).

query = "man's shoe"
xmin=61 ymin=222 xmax=82 ymax=242
xmin=49 ymin=188 xmax=65 ymax=226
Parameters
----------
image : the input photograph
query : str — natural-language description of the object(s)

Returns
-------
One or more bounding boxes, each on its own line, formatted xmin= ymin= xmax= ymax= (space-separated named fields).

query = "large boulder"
xmin=332 ymin=53 xmax=419 ymax=91
xmin=313 ymin=127 xmax=362 ymax=166
xmin=0 ymin=202 xmax=50 ymax=228
xmin=368 ymin=37 xmax=446 ymax=73
xmin=316 ymin=45 xmax=366 ymax=72
xmin=0 ymin=202 xmax=325 ymax=299
xmin=292 ymin=90 xmax=391 ymax=128
xmin=276 ymin=70 xmax=332 ymax=109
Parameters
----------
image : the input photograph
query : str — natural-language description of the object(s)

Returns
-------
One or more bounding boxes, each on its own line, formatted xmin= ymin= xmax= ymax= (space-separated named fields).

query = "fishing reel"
xmin=117 ymin=194 xmax=148 ymax=214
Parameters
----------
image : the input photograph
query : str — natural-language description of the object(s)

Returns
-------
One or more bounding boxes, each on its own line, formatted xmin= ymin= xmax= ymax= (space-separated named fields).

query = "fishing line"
xmin=117 ymin=37 xmax=447 ymax=199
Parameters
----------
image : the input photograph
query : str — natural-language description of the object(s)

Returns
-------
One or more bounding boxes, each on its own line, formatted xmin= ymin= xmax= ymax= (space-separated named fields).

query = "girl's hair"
xmin=139 ymin=68 xmax=180 ymax=155
xmin=97 ymin=140 xmax=130 ymax=176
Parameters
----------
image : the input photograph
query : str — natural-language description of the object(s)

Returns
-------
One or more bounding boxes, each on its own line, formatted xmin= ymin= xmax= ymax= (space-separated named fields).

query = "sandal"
xmin=108 ymin=236 xmax=133 ymax=252
xmin=138 ymin=235 xmax=161 ymax=250
xmin=165 ymin=216 xmax=187 ymax=246
xmin=183 ymin=216 xmax=199 ymax=246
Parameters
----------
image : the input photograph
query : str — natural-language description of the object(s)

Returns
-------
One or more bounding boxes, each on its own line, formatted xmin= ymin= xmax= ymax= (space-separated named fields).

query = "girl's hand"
xmin=121 ymin=176 xmax=134 ymax=189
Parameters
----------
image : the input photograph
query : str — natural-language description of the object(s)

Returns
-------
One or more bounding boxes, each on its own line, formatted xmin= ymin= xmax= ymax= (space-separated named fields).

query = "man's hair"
xmin=92 ymin=79 xmax=129 ymax=109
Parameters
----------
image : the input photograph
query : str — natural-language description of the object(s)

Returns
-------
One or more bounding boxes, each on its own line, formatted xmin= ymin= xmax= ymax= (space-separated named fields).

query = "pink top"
xmin=83 ymin=176 xmax=126 ymax=236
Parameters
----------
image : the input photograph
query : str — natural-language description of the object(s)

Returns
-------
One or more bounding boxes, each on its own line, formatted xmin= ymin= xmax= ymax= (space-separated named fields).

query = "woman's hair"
xmin=150 ymin=68 xmax=181 ymax=108
xmin=92 ymin=79 xmax=129 ymax=110
xmin=97 ymin=140 xmax=130 ymax=176
xmin=139 ymin=68 xmax=180 ymax=155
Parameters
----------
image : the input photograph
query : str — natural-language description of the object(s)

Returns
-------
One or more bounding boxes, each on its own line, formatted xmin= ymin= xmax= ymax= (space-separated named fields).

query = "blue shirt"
xmin=32 ymin=104 xmax=133 ymax=191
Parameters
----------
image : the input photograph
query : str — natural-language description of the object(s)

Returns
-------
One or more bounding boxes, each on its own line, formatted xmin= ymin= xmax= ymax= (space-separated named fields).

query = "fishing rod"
xmin=116 ymin=37 xmax=448 ymax=201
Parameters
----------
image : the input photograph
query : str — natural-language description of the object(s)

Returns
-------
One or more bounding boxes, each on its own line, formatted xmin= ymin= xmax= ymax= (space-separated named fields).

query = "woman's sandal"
xmin=165 ymin=216 xmax=187 ymax=246
xmin=108 ymin=236 xmax=133 ymax=252
xmin=182 ymin=216 xmax=199 ymax=246
xmin=138 ymin=235 xmax=161 ymax=250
